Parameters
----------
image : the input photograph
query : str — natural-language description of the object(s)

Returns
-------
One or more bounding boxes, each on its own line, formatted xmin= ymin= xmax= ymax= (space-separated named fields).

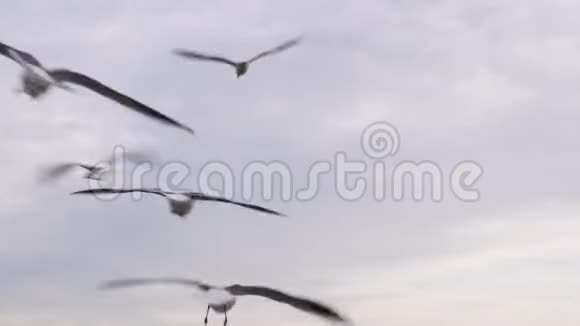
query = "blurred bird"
xmin=70 ymin=188 xmax=285 ymax=218
xmin=173 ymin=36 xmax=302 ymax=78
xmin=39 ymin=150 xmax=153 ymax=183
xmin=100 ymin=277 xmax=349 ymax=326
xmin=0 ymin=41 xmax=194 ymax=134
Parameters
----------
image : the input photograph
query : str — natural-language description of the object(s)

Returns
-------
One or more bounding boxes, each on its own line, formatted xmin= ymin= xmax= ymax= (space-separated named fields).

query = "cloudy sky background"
xmin=1 ymin=0 xmax=580 ymax=325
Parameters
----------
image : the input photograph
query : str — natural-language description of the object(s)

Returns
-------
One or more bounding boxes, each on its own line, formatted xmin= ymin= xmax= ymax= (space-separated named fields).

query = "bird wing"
xmin=48 ymin=69 xmax=194 ymax=135
xmin=70 ymin=188 xmax=166 ymax=197
xmin=247 ymin=36 xmax=303 ymax=63
xmin=226 ymin=285 xmax=347 ymax=323
xmin=0 ymin=41 xmax=42 ymax=67
xmin=190 ymin=193 xmax=285 ymax=216
xmin=77 ymin=163 xmax=96 ymax=171
xmin=38 ymin=163 xmax=82 ymax=182
xmin=100 ymin=278 xmax=212 ymax=291
xmin=173 ymin=49 xmax=238 ymax=67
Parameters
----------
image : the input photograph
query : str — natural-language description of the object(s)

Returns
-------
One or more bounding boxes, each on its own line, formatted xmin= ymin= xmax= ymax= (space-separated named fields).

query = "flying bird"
xmin=39 ymin=150 xmax=154 ymax=182
xmin=40 ymin=162 xmax=110 ymax=182
xmin=70 ymin=188 xmax=285 ymax=218
xmin=173 ymin=36 xmax=302 ymax=78
xmin=0 ymin=41 xmax=194 ymax=134
xmin=100 ymin=277 xmax=349 ymax=326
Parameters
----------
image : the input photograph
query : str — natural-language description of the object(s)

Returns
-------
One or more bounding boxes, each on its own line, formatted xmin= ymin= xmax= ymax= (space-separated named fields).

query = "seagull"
xmin=39 ymin=150 xmax=153 ymax=182
xmin=40 ymin=162 xmax=110 ymax=182
xmin=70 ymin=188 xmax=285 ymax=218
xmin=100 ymin=277 xmax=349 ymax=326
xmin=173 ymin=36 xmax=302 ymax=78
xmin=0 ymin=41 xmax=194 ymax=134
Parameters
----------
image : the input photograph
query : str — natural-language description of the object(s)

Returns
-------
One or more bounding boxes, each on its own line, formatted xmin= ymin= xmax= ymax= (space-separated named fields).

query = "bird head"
xmin=168 ymin=197 xmax=193 ymax=217
xmin=236 ymin=63 xmax=248 ymax=78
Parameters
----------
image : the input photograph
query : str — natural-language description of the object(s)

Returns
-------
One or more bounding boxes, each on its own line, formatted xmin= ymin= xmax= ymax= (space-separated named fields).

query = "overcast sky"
xmin=1 ymin=0 xmax=580 ymax=325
